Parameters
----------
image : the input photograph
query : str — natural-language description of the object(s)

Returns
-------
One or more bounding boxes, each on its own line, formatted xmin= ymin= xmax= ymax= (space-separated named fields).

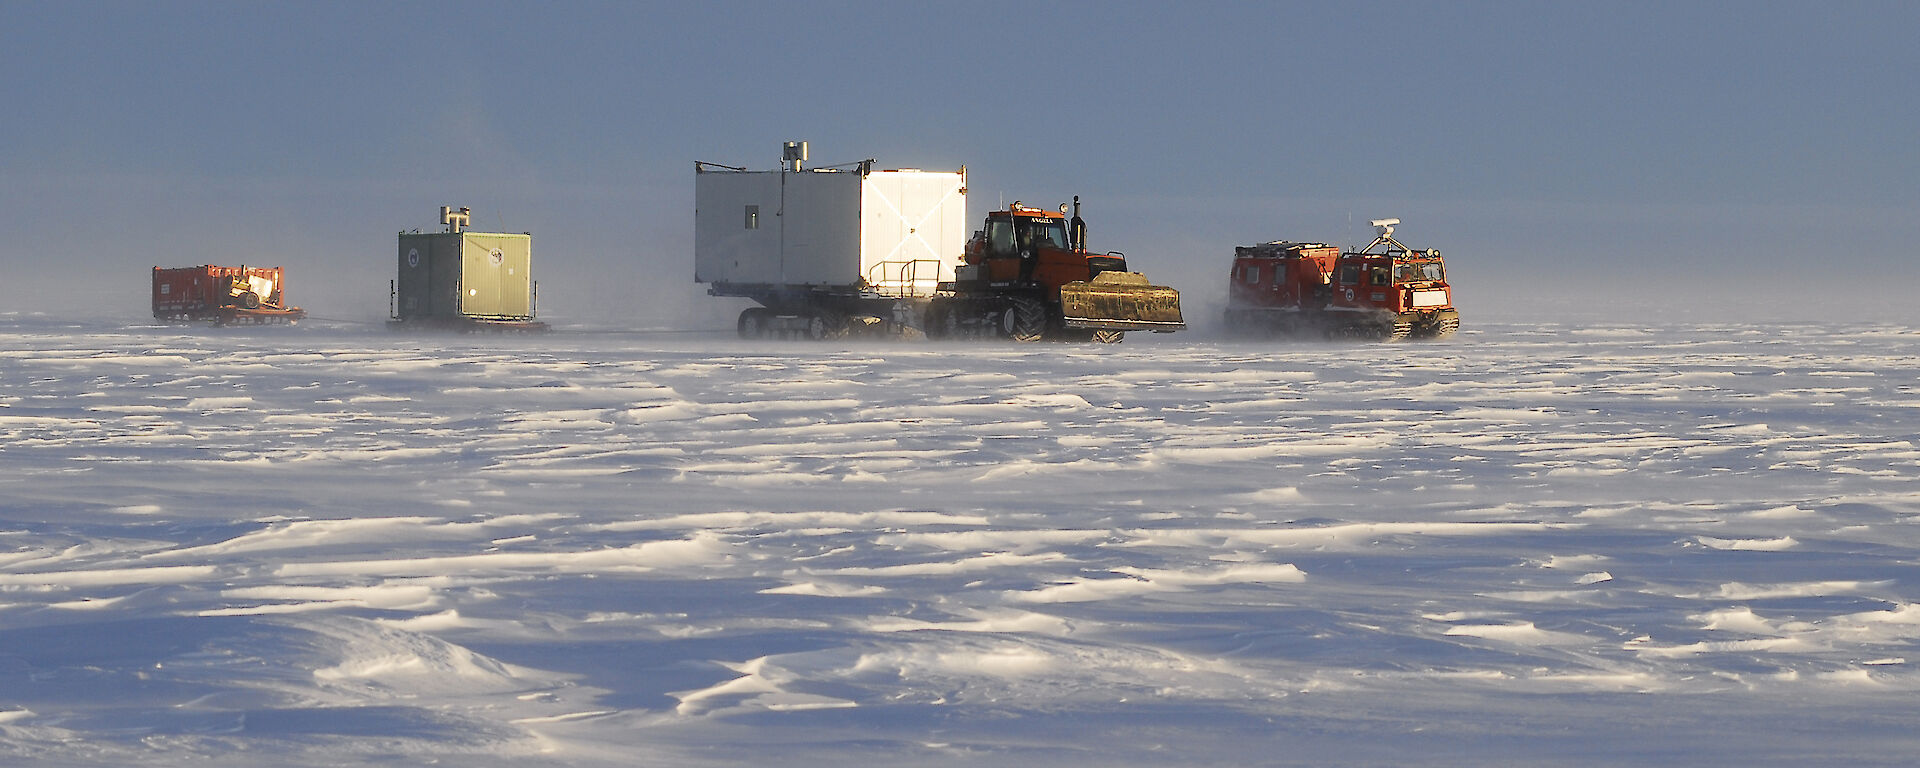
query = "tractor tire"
xmin=1006 ymin=295 xmax=1047 ymax=342
xmin=1092 ymin=330 xmax=1124 ymax=344
xmin=237 ymin=291 xmax=262 ymax=309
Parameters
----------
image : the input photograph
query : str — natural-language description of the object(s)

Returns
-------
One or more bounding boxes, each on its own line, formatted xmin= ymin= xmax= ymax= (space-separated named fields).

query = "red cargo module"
xmin=152 ymin=265 xmax=307 ymax=325
xmin=1223 ymin=241 xmax=1343 ymax=337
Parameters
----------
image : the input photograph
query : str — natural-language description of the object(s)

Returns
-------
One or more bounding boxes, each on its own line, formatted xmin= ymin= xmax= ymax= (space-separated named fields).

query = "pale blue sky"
xmin=5 ymin=2 xmax=1916 ymax=323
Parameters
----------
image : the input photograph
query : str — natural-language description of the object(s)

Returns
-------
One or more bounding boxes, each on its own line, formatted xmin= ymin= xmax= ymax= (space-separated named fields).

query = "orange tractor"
xmin=1224 ymin=218 xmax=1458 ymax=340
xmin=926 ymin=198 xmax=1184 ymax=342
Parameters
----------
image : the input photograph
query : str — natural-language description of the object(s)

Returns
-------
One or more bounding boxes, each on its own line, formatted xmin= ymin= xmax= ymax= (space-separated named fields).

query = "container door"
xmin=459 ymin=235 xmax=501 ymax=317
xmin=496 ymin=236 xmax=532 ymax=317
xmin=152 ymin=268 xmax=209 ymax=314
xmin=429 ymin=235 xmax=463 ymax=316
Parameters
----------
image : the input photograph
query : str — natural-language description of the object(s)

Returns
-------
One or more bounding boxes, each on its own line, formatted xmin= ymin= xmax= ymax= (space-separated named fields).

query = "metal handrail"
xmin=865 ymin=259 xmax=945 ymax=297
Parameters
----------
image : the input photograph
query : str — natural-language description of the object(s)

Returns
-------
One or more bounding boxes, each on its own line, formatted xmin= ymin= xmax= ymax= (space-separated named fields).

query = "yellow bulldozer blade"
xmin=1059 ymin=272 xmax=1185 ymax=332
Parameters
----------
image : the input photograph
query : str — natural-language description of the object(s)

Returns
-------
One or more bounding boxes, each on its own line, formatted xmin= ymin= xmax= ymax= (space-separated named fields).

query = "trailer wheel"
xmin=1006 ymin=296 xmax=1046 ymax=342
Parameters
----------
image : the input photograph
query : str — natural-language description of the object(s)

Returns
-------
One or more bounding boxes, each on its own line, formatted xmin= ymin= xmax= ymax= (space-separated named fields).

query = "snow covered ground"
xmin=3 ymin=317 xmax=1918 ymax=766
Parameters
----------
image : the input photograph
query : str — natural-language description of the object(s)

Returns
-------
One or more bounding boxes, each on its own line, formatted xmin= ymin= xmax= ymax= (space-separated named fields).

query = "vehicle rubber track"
xmin=1418 ymin=315 xmax=1459 ymax=340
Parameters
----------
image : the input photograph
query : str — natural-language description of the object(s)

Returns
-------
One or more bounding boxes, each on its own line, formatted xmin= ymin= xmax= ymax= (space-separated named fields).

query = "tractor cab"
xmin=978 ymin=208 xmax=1070 ymax=259
xmin=962 ymin=201 xmax=1125 ymax=289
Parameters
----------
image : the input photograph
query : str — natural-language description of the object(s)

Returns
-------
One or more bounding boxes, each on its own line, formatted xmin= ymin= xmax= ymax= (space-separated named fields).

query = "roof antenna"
xmin=1362 ymin=218 xmax=1404 ymax=253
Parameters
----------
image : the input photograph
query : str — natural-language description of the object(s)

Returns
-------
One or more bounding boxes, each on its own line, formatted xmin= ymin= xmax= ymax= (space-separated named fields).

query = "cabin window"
xmin=987 ymin=220 xmax=1016 ymax=256
xmin=1014 ymin=219 xmax=1069 ymax=251
xmin=1394 ymin=262 xmax=1444 ymax=283
xmin=744 ymin=205 xmax=759 ymax=230
xmin=1337 ymin=264 xmax=1361 ymax=285
xmin=1246 ymin=265 xmax=1261 ymax=285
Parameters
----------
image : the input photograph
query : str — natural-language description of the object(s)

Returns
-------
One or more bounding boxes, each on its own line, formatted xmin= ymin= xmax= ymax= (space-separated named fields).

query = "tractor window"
xmin=1015 ymin=219 xmax=1070 ymax=251
xmin=987 ymin=220 xmax=1016 ymax=257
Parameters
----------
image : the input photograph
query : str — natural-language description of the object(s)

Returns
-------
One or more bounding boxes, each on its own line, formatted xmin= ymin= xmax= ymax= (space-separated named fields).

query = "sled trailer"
xmin=152 ymin=265 xmax=306 ymax=325
xmin=696 ymin=141 xmax=968 ymax=339
xmin=390 ymin=206 xmax=547 ymax=332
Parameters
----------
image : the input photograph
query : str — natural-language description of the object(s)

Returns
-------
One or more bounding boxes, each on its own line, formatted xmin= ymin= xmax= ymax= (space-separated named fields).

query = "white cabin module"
xmin=695 ymin=164 xmax=966 ymax=297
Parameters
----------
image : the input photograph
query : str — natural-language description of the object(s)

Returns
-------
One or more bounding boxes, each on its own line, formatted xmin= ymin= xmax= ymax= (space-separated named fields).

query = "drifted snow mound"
xmin=671 ymin=633 xmax=1286 ymax=718
xmin=0 ymin=614 xmax=576 ymax=764
xmin=293 ymin=616 xmax=559 ymax=698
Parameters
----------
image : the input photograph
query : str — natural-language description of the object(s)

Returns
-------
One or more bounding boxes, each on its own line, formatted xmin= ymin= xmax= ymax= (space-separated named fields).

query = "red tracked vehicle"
xmin=1224 ymin=218 xmax=1457 ymax=341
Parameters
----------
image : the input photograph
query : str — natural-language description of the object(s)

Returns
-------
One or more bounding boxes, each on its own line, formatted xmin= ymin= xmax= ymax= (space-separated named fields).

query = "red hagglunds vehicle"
xmin=1223 ymin=218 xmax=1457 ymax=341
